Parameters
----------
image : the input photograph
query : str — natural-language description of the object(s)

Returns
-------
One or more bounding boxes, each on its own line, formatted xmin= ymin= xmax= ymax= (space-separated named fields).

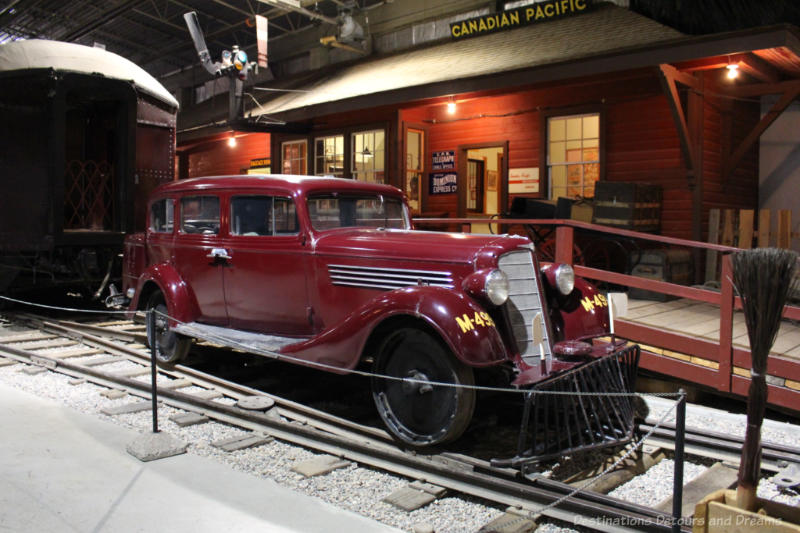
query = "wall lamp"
xmin=227 ymin=133 xmax=237 ymax=147
xmin=447 ymin=96 xmax=456 ymax=114
xmin=726 ymin=63 xmax=739 ymax=80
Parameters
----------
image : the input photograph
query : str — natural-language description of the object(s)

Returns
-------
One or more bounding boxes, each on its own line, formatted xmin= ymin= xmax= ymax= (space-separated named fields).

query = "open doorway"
xmin=458 ymin=143 xmax=507 ymax=232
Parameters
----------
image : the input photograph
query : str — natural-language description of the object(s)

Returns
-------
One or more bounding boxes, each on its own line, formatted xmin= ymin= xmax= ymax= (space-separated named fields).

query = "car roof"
xmin=154 ymin=175 xmax=404 ymax=197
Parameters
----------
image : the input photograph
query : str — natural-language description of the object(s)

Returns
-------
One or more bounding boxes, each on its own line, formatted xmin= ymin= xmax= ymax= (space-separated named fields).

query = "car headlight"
xmin=485 ymin=269 xmax=509 ymax=305
xmin=554 ymin=264 xmax=574 ymax=295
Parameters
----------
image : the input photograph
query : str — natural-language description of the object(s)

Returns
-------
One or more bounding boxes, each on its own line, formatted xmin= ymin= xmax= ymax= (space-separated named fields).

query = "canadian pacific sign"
xmin=450 ymin=0 xmax=590 ymax=40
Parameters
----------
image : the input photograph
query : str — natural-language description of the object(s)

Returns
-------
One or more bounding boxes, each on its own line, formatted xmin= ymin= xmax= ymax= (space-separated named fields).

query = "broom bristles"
xmin=732 ymin=248 xmax=799 ymax=372
xmin=731 ymin=248 xmax=798 ymax=508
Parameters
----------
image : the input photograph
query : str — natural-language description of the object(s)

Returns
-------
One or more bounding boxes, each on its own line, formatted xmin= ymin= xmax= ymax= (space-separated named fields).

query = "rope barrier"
xmin=0 ymin=295 xmax=130 ymax=315
xmin=156 ymin=308 xmax=681 ymax=398
xmin=0 ymin=292 xmax=684 ymax=398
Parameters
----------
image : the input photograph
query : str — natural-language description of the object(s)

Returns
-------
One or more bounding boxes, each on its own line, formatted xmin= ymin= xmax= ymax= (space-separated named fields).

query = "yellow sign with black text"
xmin=450 ymin=0 xmax=590 ymax=40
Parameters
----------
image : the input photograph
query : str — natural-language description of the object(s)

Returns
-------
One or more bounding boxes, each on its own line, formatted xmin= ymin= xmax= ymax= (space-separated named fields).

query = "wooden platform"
xmin=622 ymin=298 xmax=800 ymax=360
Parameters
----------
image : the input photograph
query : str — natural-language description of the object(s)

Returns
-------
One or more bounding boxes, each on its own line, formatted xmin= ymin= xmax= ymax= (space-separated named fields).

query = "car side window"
xmin=181 ymin=196 xmax=220 ymax=234
xmin=231 ymin=196 xmax=270 ymax=236
xmin=274 ymin=197 xmax=299 ymax=235
xmin=231 ymin=196 xmax=298 ymax=236
xmin=149 ymin=198 xmax=174 ymax=233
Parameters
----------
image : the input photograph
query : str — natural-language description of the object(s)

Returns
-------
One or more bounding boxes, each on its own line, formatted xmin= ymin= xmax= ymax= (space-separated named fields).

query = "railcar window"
xmin=149 ymin=199 xmax=174 ymax=233
xmin=274 ymin=197 xmax=299 ymax=234
xmin=231 ymin=196 xmax=298 ymax=236
xmin=307 ymin=194 xmax=409 ymax=231
xmin=180 ymin=196 xmax=220 ymax=234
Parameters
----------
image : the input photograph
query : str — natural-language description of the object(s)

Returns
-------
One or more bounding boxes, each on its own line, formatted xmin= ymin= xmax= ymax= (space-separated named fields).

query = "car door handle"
xmin=207 ymin=248 xmax=232 ymax=260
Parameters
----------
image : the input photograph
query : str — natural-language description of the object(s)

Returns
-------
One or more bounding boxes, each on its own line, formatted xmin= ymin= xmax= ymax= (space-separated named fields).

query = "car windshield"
xmin=307 ymin=193 xmax=410 ymax=232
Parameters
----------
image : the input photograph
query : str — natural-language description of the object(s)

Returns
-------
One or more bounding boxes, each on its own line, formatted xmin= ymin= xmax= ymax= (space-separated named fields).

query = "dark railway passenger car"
xmin=0 ymin=40 xmax=178 ymax=297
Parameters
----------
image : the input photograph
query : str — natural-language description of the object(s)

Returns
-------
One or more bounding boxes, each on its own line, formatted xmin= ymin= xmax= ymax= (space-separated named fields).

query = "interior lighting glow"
xmin=726 ymin=63 xmax=739 ymax=79
xmin=447 ymin=97 xmax=456 ymax=114
xmin=227 ymin=135 xmax=237 ymax=147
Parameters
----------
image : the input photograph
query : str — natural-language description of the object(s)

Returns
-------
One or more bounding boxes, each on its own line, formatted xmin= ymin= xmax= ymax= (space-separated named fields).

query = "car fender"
xmin=282 ymin=286 xmax=509 ymax=371
xmin=132 ymin=263 xmax=199 ymax=325
xmin=555 ymin=276 xmax=610 ymax=341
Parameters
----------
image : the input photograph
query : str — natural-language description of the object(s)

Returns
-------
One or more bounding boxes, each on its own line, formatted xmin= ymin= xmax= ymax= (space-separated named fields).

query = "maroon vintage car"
xmin=118 ymin=175 xmax=638 ymax=464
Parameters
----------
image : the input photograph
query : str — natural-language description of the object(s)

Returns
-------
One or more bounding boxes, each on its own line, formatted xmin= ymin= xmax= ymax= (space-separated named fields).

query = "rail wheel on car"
xmin=372 ymin=327 xmax=475 ymax=447
xmin=145 ymin=291 xmax=190 ymax=368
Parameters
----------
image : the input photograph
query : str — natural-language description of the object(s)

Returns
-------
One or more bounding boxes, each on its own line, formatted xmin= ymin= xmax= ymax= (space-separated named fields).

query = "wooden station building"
xmin=177 ymin=1 xmax=800 ymax=248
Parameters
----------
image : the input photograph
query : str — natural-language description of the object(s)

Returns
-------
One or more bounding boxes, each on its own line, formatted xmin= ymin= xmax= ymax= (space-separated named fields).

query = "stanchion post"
xmin=672 ymin=388 xmax=686 ymax=533
xmin=147 ymin=309 xmax=159 ymax=434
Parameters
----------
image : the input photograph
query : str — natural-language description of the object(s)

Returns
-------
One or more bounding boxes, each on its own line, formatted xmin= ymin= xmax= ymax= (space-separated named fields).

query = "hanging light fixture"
xmin=726 ymin=62 xmax=739 ymax=80
xmin=227 ymin=133 xmax=237 ymax=147
xmin=447 ymin=96 xmax=456 ymax=114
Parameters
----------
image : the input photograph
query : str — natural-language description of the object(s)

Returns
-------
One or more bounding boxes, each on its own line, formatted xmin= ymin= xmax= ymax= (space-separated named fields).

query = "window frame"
xmin=229 ymin=194 xmax=299 ymax=237
xmin=281 ymin=139 xmax=308 ymax=175
xmin=149 ymin=198 xmax=174 ymax=233
xmin=314 ymin=134 xmax=345 ymax=177
xmin=351 ymin=128 xmax=386 ymax=184
xmin=539 ymin=106 xmax=605 ymax=201
xmin=179 ymin=195 xmax=221 ymax=235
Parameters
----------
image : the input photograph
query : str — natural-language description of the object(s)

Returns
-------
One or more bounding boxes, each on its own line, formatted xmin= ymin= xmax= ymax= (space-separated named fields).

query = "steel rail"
xmin=0 ymin=325 xmax=682 ymax=533
xmin=640 ymin=420 xmax=800 ymax=473
xmin=15 ymin=315 xmax=396 ymax=446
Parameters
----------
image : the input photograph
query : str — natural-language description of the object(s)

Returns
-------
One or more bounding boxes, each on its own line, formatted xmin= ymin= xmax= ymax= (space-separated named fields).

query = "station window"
xmin=281 ymin=140 xmax=307 ymax=174
xmin=547 ymin=113 xmax=600 ymax=199
xmin=351 ymin=129 xmax=385 ymax=184
xmin=314 ymin=135 xmax=344 ymax=177
xmin=231 ymin=196 xmax=298 ymax=236
xmin=180 ymin=196 xmax=220 ymax=234
xmin=149 ymin=198 xmax=174 ymax=233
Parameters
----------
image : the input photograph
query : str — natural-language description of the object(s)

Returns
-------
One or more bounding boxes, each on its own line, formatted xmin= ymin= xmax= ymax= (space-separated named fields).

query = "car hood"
xmin=312 ymin=228 xmax=531 ymax=266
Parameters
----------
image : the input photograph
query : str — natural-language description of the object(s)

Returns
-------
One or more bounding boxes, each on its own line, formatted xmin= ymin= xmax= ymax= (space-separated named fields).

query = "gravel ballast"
xmin=3 ymin=319 xmax=800 ymax=531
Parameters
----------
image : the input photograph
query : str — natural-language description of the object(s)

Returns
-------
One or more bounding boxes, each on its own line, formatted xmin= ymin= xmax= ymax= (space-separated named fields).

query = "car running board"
xmin=173 ymin=322 xmax=301 ymax=356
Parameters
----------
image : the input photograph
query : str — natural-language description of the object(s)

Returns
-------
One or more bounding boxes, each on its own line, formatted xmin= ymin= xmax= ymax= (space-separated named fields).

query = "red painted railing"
xmin=414 ymin=216 xmax=800 ymax=412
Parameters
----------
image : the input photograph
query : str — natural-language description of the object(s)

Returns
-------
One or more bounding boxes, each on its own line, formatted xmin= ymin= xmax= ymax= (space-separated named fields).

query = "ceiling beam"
xmin=727 ymin=79 xmax=800 ymax=98
xmin=58 ymin=0 xmax=140 ymax=42
xmin=256 ymin=0 xmax=337 ymax=25
xmin=673 ymin=52 xmax=781 ymax=83
xmin=658 ymin=64 xmax=697 ymax=181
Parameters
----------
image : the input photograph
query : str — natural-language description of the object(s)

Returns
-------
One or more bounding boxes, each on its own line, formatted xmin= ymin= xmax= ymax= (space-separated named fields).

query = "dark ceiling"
xmin=0 ymin=0 xmax=383 ymax=79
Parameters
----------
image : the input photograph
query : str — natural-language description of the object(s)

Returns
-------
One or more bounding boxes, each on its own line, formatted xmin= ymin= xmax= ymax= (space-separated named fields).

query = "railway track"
xmin=2 ymin=313 xmax=798 ymax=532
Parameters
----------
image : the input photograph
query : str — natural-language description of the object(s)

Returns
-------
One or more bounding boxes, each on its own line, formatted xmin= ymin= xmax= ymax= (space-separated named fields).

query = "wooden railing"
xmin=414 ymin=216 xmax=800 ymax=412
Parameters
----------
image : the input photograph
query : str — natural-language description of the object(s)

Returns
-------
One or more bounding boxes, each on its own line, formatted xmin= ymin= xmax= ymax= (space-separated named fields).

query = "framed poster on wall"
xmin=509 ymin=167 xmax=539 ymax=194
xmin=429 ymin=172 xmax=457 ymax=194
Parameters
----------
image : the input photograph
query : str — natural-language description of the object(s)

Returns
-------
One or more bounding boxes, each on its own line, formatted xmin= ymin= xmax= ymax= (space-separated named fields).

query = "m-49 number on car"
xmin=456 ymin=312 xmax=496 ymax=333
xmin=581 ymin=293 xmax=608 ymax=312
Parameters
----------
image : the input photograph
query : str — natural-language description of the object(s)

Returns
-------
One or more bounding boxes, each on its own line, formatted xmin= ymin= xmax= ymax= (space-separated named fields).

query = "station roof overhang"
xmin=242 ymin=3 xmax=800 ymax=126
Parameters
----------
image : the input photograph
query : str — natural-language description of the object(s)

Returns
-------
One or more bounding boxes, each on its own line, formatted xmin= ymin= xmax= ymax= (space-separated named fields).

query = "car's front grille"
xmin=498 ymin=249 xmax=552 ymax=366
xmin=328 ymin=264 xmax=454 ymax=291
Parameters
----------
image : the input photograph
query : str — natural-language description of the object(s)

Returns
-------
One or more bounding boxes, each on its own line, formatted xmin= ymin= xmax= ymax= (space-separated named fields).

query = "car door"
xmin=171 ymin=193 xmax=228 ymax=325
xmin=223 ymin=193 xmax=311 ymax=336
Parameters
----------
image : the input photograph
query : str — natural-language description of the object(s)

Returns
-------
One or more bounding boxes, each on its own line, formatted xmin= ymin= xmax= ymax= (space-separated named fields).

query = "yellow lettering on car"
xmin=455 ymin=312 xmax=495 ymax=333
xmin=581 ymin=294 xmax=608 ymax=312
xmin=456 ymin=314 xmax=474 ymax=333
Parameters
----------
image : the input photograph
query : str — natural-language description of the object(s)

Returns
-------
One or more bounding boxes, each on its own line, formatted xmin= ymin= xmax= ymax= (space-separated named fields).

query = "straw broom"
xmin=731 ymin=248 xmax=798 ymax=511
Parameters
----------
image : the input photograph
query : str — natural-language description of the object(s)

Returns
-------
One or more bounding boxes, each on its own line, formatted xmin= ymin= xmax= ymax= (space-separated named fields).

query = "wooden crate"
xmin=630 ymin=249 xmax=693 ymax=301
xmin=592 ymin=182 xmax=662 ymax=233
